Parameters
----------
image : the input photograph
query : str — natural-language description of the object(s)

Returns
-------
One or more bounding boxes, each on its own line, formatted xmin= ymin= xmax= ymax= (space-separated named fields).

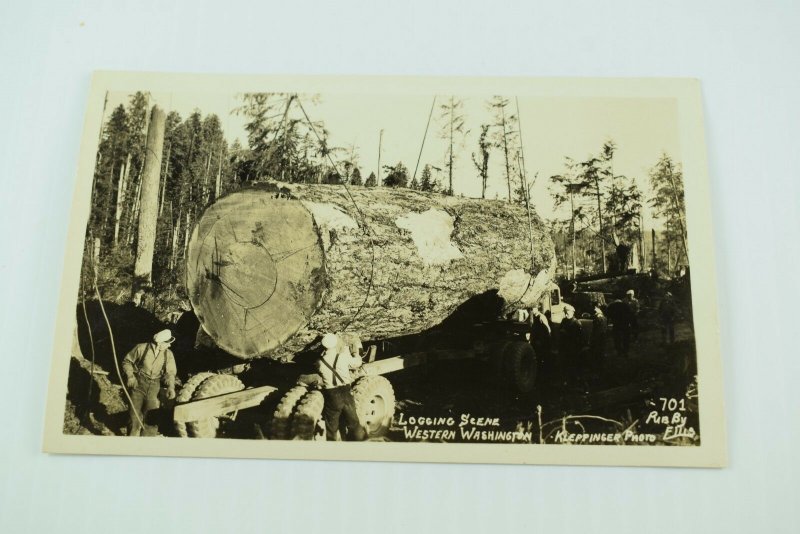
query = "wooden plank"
xmin=173 ymin=385 xmax=279 ymax=423
xmin=362 ymin=349 xmax=476 ymax=376
xmin=362 ymin=354 xmax=423 ymax=376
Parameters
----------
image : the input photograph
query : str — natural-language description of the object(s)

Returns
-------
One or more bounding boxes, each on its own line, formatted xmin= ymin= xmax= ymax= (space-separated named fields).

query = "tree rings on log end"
xmin=186 ymin=190 xmax=326 ymax=358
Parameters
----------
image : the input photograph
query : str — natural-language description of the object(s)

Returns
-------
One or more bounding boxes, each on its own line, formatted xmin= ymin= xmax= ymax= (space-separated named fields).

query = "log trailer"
xmin=171 ymin=183 xmax=571 ymax=440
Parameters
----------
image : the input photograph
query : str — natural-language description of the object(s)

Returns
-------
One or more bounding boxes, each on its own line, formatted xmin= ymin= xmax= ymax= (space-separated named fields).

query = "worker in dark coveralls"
xmin=606 ymin=298 xmax=634 ymax=357
xmin=122 ymin=329 xmax=177 ymax=436
xmin=316 ymin=333 xmax=367 ymax=441
xmin=624 ymin=289 xmax=640 ymax=340
xmin=659 ymin=292 xmax=678 ymax=344
xmin=559 ymin=304 xmax=583 ymax=363
xmin=530 ymin=305 xmax=552 ymax=360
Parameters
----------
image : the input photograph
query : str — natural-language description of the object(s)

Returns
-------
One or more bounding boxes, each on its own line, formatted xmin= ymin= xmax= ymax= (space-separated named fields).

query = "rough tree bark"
xmin=133 ymin=105 xmax=166 ymax=292
xmin=186 ymin=183 xmax=555 ymax=360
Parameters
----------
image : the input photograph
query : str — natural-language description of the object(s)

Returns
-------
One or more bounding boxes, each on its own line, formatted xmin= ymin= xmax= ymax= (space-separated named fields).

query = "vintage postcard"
xmin=43 ymin=72 xmax=725 ymax=466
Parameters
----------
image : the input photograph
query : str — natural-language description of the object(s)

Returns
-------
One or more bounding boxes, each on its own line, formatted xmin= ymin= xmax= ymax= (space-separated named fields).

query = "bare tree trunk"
xmin=501 ymin=108 xmax=511 ymax=202
xmin=100 ymin=151 xmax=116 ymax=241
xmin=666 ymin=167 xmax=689 ymax=264
xmin=448 ymin=100 xmax=454 ymax=195
xmin=570 ymin=191 xmax=577 ymax=279
xmin=215 ymin=147 xmax=223 ymax=199
xmin=159 ymin=143 xmax=171 ymax=217
xmin=127 ymin=175 xmax=142 ymax=246
xmin=594 ymin=175 xmax=606 ymax=273
xmin=279 ymin=95 xmax=294 ymax=183
xmin=516 ymin=153 xmax=535 ymax=273
xmin=92 ymin=91 xmax=109 ymax=195
xmin=583 ymin=247 xmax=588 ymax=273
xmin=93 ymin=237 xmax=101 ymax=270
xmin=482 ymin=163 xmax=487 ymax=198
xmin=638 ymin=213 xmax=645 ymax=271
xmin=667 ymin=239 xmax=673 ymax=275
xmin=114 ymin=153 xmax=133 ymax=248
xmin=651 ymin=229 xmax=657 ymax=274
xmin=133 ymin=105 xmax=166 ymax=293
xmin=204 ymin=152 xmax=212 ymax=204
xmin=113 ymin=161 xmax=126 ymax=247
xmin=183 ymin=211 xmax=191 ymax=258
xmin=377 ymin=129 xmax=383 ymax=187
xmin=170 ymin=206 xmax=180 ymax=270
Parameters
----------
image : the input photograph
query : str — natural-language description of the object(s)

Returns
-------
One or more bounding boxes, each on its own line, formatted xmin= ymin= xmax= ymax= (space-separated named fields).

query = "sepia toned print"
xmin=43 ymin=73 xmax=725 ymax=466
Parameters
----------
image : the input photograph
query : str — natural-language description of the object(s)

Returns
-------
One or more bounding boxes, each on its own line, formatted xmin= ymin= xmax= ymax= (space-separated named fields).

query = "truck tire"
xmin=352 ymin=376 xmax=395 ymax=438
xmin=185 ymin=374 xmax=245 ymax=438
xmin=269 ymin=385 xmax=309 ymax=440
xmin=493 ymin=341 xmax=513 ymax=381
xmin=504 ymin=341 xmax=538 ymax=394
xmin=290 ymin=390 xmax=326 ymax=441
xmin=174 ymin=372 xmax=215 ymax=437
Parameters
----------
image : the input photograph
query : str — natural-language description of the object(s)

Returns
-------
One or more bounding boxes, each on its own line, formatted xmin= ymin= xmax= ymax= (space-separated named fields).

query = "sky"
xmin=103 ymin=91 xmax=681 ymax=228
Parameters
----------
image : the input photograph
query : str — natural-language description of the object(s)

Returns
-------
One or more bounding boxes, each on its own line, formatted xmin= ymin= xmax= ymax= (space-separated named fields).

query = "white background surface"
xmin=1 ymin=1 xmax=798 ymax=532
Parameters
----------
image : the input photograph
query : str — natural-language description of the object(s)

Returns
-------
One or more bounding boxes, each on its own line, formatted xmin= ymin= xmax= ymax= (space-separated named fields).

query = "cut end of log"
xmin=497 ymin=266 xmax=554 ymax=310
xmin=186 ymin=189 xmax=326 ymax=358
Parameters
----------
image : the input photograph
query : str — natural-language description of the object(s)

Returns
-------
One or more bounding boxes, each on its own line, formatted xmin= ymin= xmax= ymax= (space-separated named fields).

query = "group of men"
xmin=520 ymin=288 xmax=681 ymax=370
xmin=121 ymin=289 xmax=681 ymax=438
xmin=120 ymin=326 xmax=368 ymax=441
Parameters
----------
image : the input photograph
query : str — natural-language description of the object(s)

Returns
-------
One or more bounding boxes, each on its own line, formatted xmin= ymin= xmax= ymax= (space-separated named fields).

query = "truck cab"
xmin=539 ymin=282 xmax=566 ymax=324
xmin=536 ymin=282 xmax=596 ymax=350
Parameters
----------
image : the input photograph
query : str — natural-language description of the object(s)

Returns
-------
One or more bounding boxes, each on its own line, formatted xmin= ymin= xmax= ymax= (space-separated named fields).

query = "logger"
xmin=174 ymin=182 xmax=563 ymax=440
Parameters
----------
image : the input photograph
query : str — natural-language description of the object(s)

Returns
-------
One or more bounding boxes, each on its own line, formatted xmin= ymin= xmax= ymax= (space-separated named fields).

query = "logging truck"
xmin=172 ymin=183 xmax=570 ymax=441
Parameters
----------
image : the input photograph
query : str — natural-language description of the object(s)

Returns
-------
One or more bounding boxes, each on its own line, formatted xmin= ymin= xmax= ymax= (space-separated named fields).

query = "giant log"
xmin=186 ymin=183 xmax=555 ymax=360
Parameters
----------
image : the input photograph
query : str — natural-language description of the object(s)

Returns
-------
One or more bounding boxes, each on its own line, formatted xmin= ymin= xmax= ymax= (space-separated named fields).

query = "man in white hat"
xmin=316 ymin=332 xmax=366 ymax=441
xmin=122 ymin=329 xmax=178 ymax=436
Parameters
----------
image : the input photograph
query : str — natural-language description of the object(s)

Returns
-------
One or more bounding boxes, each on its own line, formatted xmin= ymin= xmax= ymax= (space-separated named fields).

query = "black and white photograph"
xmin=43 ymin=72 xmax=724 ymax=466
xmin=7 ymin=2 xmax=800 ymax=532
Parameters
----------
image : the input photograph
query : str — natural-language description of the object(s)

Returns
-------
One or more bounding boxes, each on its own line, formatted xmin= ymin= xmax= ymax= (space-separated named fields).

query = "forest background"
xmin=86 ymin=91 xmax=689 ymax=315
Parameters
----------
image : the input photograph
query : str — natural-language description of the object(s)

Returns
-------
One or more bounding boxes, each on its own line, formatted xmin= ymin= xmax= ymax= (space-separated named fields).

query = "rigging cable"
xmin=294 ymin=96 xmax=376 ymax=331
xmin=503 ymin=97 xmax=539 ymax=309
xmin=516 ymin=96 xmax=536 ymax=275
xmin=411 ymin=96 xmax=437 ymax=185
xmin=91 ymin=263 xmax=145 ymax=432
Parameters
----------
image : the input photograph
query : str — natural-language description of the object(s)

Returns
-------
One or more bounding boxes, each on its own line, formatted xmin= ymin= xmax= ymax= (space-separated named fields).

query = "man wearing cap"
xmin=559 ymin=304 xmax=583 ymax=362
xmin=316 ymin=332 xmax=367 ymax=441
xmin=122 ymin=329 xmax=177 ymax=437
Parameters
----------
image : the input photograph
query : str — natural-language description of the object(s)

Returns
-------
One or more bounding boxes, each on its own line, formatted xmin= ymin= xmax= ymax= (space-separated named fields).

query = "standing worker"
xmin=606 ymin=296 xmax=634 ymax=358
xmin=559 ymin=304 xmax=583 ymax=364
xmin=122 ymin=329 xmax=177 ymax=437
xmin=659 ymin=292 xmax=678 ymax=344
xmin=589 ymin=304 xmax=608 ymax=364
xmin=530 ymin=304 xmax=552 ymax=360
xmin=316 ymin=332 xmax=367 ymax=441
xmin=624 ymin=289 xmax=640 ymax=341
